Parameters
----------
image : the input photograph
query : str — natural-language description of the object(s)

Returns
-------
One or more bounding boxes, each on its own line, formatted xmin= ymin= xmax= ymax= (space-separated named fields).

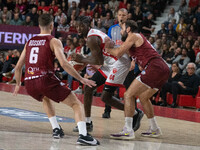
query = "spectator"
xmin=0 ymin=6 xmax=12 ymax=23
xmin=195 ymin=51 xmax=200 ymax=75
xmin=132 ymin=6 xmax=143 ymax=29
xmin=10 ymin=13 xmax=23 ymax=25
xmin=183 ymin=7 xmax=194 ymax=24
xmin=22 ymin=15 xmax=33 ymax=26
xmin=192 ymin=40 xmax=200 ymax=55
xmin=178 ymin=0 xmax=188 ymax=16
xmin=154 ymin=39 xmax=162 ymax=54
xmin=187 ymin=24 xmax=198 ymax=40
xmin=173 ymin=47 xmax=190 ymax=74
xmin=101 ymin=12 xmax=114 ymax=31
xmin=16 ymin=0 xmax=28 ymax=18
xmin=57 ymin=17 xmax=70 ymax=32
xmin=195 ymin=6 xmax=200 ymax=25
xmin=91 ymin=18 xmax=106 ymax=33
xmin=88 ymin=0 xmax=97 ymax=11
xmin=166 ymin=23 xmax=178 ymax=41
xmin=60 ymin=1 xmax=68 ymax=15
xmin=101 ymin=3 xmax=113 ymax=18
xmin=167 ymin=7 xmax=180 ymax=24
xmin=169 ymin=47 xmax=182 ymax=65
xmin=157 ymin=23 xmax=167 ymax=38
xmin=118 ymin=0 xmax=128 ymax=9
xmin=186 ymin=41 xmax=196 ymax=63
xmin=54 ymin=7 xmax=67 ymax=27
xmin=49 ymin=0 xmax=58 ymax=13
xmin=0 ymin=14 xmax=10 ymax=24
xmin=67 ymin=1 xmax=80 ymax=18
xmin=142 ymin=0 xmax=153 ymax=17
xmin=160 ymin=62 xmax=182 ymax=106
xmin=162 ymin=43 xmax=174 ymax=67
xmin=109 ymin=0 xmax=119 ymax=13
xmin=176 ymin=17 xmax=187 ymax=34
xmin=141 ymin=13 xmax=156 ymax=36
xmin=27 ymin=6 xmax=39 ymax=26
xmin=170 ymin=63 xmax=200 ymax=108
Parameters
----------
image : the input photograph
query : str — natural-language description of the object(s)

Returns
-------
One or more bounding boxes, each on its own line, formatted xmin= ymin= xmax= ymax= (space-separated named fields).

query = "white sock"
xmin=148 ymin=117 xmax=158 ymax=131
xmin=49 ymin=116 xmax=60 ymax=129
xmin=77 ymin=121 xmax=87 ymax=136
xmin=85 ymin=117 xmax=91 ymax=123
xmin=125 ymin=117 xmax=133 ymax=131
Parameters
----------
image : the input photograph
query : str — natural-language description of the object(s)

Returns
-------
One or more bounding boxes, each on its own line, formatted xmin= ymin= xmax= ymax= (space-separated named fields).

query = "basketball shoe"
xmin=110 ymin=127 xmax=135 ymax=140
xmin=77 ymin=133 xmax=100 ymax=146
xmin=53 ymin=126 xmax=64 ymax=139
xmin=132 ymin=109 xmax=144 ymax=131
xmin=141 ymin=127 xmax=162 ymax=137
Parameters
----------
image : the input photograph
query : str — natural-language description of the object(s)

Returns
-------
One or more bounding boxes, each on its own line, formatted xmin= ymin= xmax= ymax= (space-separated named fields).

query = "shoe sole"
xmin=110 ymin=135 xmax=135 ymax=140
xmin=141 ymin=134 xmax=162 ymax=138
xmin=133 ymin=111 xmax=144 ymax=131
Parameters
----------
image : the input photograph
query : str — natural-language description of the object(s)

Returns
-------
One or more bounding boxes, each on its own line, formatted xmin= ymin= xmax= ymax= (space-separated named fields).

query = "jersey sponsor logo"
xmin=27 ymin=67 xmax=39 ymax=75
xmin=0 ymin=107 xmax=75 ymax=122
xmin=113 ymin=68 xmax=117 ymax=74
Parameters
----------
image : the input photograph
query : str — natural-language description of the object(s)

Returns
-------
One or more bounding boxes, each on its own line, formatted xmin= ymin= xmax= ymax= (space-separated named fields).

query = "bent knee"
xmin=124 ymin=91 xmax=135 ymax=99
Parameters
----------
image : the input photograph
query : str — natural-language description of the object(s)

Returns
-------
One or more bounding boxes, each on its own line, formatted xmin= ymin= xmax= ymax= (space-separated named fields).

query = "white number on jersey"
xmin=29 ymin=47 xmax=39 ymax=64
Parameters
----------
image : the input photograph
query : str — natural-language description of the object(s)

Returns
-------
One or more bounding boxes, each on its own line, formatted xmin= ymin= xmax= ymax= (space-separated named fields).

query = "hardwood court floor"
xmin=0 ymin=89 xmax=200 ymax=150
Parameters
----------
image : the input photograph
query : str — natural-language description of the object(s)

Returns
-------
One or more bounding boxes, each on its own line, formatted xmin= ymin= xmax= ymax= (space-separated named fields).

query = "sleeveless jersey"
xmin=87 ymin=29 xmax=117 ymax=66
xmin=129 ymin=33 xmax=161 ymax=69
xmin=25 ymin=34 xmax=55 ymax=80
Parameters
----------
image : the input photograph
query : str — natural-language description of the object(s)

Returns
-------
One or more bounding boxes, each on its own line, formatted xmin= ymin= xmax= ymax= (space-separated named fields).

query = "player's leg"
xmin=43 ymin=96 xmax=64 ymax=139
xmin=73 ymin=71 xmax=106 ymax=132
xmin=110 ymin=79 xmax=148 ymax=140
xmin=101 ymin=86 xmax=124 ymax=110
xmin=123 ymin=69 xmax=144 ymax=132
xmin=138 ymin=89 xmax=162 ymax=138
xmin=61 ymin=92 xmax=99 ymax=145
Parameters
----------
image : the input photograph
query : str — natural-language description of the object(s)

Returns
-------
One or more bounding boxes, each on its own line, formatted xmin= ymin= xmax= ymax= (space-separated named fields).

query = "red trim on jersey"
xmin=98 ymin=69 xmax=107 ymax=78
xmin=105 ymin=82 xmax=124 ymax=87
xmin=102 ymin=51 xmax=118 ymax=60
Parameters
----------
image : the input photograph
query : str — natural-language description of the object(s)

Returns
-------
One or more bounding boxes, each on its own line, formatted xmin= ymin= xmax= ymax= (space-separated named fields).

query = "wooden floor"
xmin=0 ymin=83 xmax=200 ymax=149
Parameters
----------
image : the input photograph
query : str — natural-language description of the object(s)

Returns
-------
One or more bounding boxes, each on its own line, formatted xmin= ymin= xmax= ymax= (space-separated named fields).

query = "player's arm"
xmin=105 ymin=34 xmax=135 ymax=58
xmin=13 ymin=44 xmax=26 ymax=95
xmin=51 ymin=38 xmax=96 ymax=87
xmin=71 ymin=36 xmax=104 ymax=65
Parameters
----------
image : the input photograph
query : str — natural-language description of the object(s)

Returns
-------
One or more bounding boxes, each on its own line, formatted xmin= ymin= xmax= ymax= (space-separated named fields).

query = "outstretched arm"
xmin=105 ymin=34 xmax=135 ymax=58
xmin=51 ymin=38 xmax=96 ymax=87
xmin=71 ymin=36 xmax=104 ymax=65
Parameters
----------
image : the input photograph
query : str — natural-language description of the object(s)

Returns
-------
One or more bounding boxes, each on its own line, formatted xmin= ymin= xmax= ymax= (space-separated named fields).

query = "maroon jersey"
xmin=129 ymin=33 xmax=161 ymax=68
xmin=25 ymin=34 xmax=55 ymax=80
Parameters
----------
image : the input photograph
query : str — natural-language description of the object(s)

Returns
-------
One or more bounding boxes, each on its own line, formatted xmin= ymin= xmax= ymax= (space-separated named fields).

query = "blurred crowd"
xmin=0 ymin=0 xmax=200 ymax=108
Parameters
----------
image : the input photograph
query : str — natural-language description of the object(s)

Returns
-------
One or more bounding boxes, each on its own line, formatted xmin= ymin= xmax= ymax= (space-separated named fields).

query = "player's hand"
xmin=105 ymin=37 xmax=115 ymax=48
xmin=129 ymin=59 xmax=135 ymax=71
xmin=71 ymin=53 xmax=84 ymax=62
xmin=13 ymin=84 xmax=20 ymax=96
xmin=80 ymin=78 xmax=96 ymax=88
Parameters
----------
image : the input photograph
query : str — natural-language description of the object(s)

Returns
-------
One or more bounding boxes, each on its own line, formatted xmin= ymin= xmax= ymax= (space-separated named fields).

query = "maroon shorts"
xmin=25 ymin=74 xmax=71 ymax=103
xmin=136 ymin=58 xmax=170 ymax=90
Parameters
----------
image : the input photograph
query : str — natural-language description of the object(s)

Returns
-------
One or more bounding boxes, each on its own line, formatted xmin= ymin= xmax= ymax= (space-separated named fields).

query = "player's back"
xmin=129 ymin=33 xmax=161 ymax=69
xmin=25 ymin=34 xmax=55 ymax=80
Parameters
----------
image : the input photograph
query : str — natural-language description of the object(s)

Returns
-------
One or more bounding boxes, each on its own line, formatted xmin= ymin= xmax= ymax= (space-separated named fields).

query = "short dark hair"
xmin=76 ymin=16 xmax=91 ymax=26
xmin=125 ymin=20 xmax=138 ymax=32
xmin=38 ymin=14 xmax=53 ymax=27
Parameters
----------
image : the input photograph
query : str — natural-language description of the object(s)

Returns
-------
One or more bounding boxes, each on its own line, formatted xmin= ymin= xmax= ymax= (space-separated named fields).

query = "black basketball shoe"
xmin=53 ymin=126 xmax=64 ymax=139
xmin=77 ymin=134 xmax=100 ymax=146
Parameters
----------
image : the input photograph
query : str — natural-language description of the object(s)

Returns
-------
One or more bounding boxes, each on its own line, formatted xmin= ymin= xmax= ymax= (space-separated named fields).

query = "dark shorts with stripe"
xmin=137 ymin=58 xmax=170 ymax=90
xmin=25 ymin=74 xmax=71 ymax=103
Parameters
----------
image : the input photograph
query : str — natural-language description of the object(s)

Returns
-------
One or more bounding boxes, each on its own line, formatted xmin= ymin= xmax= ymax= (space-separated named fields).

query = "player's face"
xmin=117 ymin=10 xmax=128 ymax=24
xmin=75 ymin=21 xmax=88 ymax=37
xmin=121 ymin=23 xmax=128 ymax=42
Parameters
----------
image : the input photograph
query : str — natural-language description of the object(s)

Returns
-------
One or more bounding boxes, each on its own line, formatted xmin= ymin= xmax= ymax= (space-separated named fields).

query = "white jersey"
xmin=87 ymin=29 xmax=117 ymax=66
xmin=87 ymin=29 xmax=130 ymax=86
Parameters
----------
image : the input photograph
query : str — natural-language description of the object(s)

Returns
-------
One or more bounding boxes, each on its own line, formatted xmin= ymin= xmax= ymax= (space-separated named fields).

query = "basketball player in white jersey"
xmin=72 ymin=16 xmax=142 ymax=132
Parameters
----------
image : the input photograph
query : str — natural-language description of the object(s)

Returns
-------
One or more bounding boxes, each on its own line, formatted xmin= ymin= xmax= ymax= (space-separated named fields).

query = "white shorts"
xmin=99 ymin=54 xmax=131 ymax=87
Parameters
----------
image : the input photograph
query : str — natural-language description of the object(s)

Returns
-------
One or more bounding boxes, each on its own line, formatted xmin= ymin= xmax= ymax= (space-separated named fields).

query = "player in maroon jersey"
xmin=105 ymin=20 xmax=170 ymax=140
xmin=13 ymin=14 xmax=99 ymax=146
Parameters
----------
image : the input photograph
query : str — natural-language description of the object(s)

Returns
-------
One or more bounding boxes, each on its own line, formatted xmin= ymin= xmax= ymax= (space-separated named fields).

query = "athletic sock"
xmin=77 ymin=121 xmax=87 ymax=136
xmin=125 ymin=117 xmax=133 ymax=131
xmin=148 ymin=117 xmax=158 ymax=131
xmin=49 ymin=116 xmax=60 ymax=129
xmin=85 ymin=117 xmax=91 ymax=123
